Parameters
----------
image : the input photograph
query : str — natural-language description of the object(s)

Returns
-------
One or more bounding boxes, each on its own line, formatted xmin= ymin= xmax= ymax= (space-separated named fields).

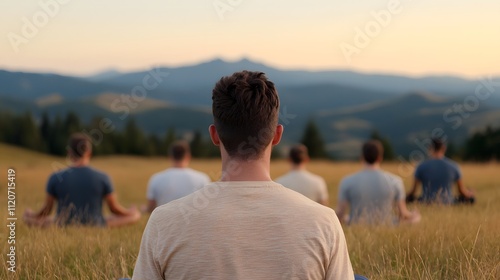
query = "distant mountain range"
xmin=1 ymin=58 xmax=499 ymax=158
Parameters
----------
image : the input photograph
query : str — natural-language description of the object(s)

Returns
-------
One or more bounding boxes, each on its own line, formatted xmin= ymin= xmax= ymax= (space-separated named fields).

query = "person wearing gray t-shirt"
xmin=336 ymin=140 xmax=420 ymax=225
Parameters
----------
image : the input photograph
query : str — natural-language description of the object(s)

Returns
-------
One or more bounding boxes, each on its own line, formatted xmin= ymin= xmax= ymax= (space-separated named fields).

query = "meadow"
xmin=0 ymin=143 xmax=499 ymax=279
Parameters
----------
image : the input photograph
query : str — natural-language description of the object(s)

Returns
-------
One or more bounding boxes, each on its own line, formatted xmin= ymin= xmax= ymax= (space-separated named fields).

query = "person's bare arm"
xmin=407 ymin=179 xmax=420 ymax=197
xmin=456 ymin=179 xmax=474 ymax=198
xmin=105 ymin=193 xmax=135 ymax=216
xmin=335 ymin=201 xmax=349 ymax=224
xmin=33 ymin=195 xmax=55 ymax=217
xmin=23 ymin=195 xmax=56 ymax=227
xmin=397 ymin=200 xmax=420 ymax=223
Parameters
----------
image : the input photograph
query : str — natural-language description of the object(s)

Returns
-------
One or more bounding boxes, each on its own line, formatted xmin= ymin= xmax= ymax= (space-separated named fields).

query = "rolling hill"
xmin=316 ymin=92 xmax=500 ymax=158
xmin=1 ymin=58 xmax=499 ymax=158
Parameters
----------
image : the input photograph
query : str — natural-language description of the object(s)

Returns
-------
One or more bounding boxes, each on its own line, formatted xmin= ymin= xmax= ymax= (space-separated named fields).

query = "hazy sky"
xmin=1 ymin=0 xmax=499 ymax=77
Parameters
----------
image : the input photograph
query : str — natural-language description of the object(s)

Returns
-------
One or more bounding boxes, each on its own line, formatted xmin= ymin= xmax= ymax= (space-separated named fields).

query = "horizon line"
xmin=1 ymin=56 xmax=498 ymax=81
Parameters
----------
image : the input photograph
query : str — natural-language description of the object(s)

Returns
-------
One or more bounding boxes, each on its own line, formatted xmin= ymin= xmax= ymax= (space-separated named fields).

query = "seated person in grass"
xmin=275 ymin=144 xmax=329 ymax=206
xmin=407 ymin=138 xmax=475 ymax=204
xmin=143 ymin=140 xmax=211 ymax=213
xmin=132 ymin=71 xmax=355 ymax=279
xmin=23 ymin=133 xmax=140 ymax=228
xmin=336 ymin=140 xmax=420 ymax=225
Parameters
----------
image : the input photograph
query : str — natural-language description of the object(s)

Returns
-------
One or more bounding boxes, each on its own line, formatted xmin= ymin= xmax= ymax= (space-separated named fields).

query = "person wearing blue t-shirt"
xmin=407 ymin=138 xmax=475 ymax=204
xmin=23 ymin=133 xmax=141 ymax=227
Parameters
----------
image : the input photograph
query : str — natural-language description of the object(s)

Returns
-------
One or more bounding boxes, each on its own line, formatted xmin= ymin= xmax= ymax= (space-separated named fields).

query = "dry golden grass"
xmin=0 ymin=144 xmax=499 ymax=279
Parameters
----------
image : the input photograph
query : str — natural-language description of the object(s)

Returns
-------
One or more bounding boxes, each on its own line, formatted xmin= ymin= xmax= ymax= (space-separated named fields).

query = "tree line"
xmin=0 ymin=111 xmax=498 ymax=161
xmin=0 ymin=112 xmax=217 ymax=158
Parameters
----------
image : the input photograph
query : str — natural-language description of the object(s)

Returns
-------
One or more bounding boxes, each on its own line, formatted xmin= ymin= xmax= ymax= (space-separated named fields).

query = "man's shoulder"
xmin=304 ymin=170 xmax=325 ymax=182
xmin=149 ymin=190 xmax=198 ymax=223
xmin=51 ymin=166 xmax=107 ymax=180
xmin=86 ymin=166 xmax=109 ymax=178
xmin=380 ymin=170 xmax=402 ymax=182
xmin=418 ymin=158 xmax=459 ymax=169
xmin=277 ymin=170 xmax=324 ymax=183
xmin=340 ymin=170 xmax=365 ymax=184
xmin=275 ymin=171 xmax=294 ymax=184
xmin=416 ymin=159 xmax=431 ymax=168
xmin=152 ymin=181 xmax=336 ymax=223
xmin=186 ymin=168 xmax=210 ymax=180
xmin=442 ymin=157 xmax=460 ymax=168
xmin=149 ymin=169 xmax=170 ymax=180
xmin=274 ymin=182 xmax=335 ymax=213
xmin=152 ymin=181 xmax=215 ymax=210
xmin=341 ymin=169 xmax=401 ymax=183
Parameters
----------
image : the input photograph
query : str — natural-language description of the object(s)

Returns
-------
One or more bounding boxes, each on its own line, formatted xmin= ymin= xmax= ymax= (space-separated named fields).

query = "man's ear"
xmin=272 ymin=124 xmax=284 ymax=146
xmin=209 ymin=124 xmax=220 ymax=146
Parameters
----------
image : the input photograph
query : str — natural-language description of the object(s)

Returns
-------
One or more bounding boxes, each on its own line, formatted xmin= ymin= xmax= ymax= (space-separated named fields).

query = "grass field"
xmin=1 ymin=143 xmax=499 ymax=279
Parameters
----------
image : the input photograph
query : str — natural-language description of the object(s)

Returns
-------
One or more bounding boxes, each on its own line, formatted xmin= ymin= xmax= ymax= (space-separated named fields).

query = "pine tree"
xmin=146 ymin=134 xmax=162 ymax=156
xmin=39 ymin=112 xmax=51 ymax=152
xmin=87 ymin=116 xmax=116 ymax=155
xmin=13 ymin=112 xmax=42 ymax=151
xmin=445 ymin=141 xmax=459 ymax=160
xmin=300 ymin=120 xmax=327 ymax=159
xmin=124 ymin=118 xmax=146 ymax=155
xmin=190 ymin=131 xmax=206 ymax=158
xmin=63 ymin=111 xmax=82 ymax=135
xmin=0 ymin=112 xmax=13 ymax=143
xmin=162 ymin=128 xmax=176 ymax=156
xmin=464 ymin=126 xmax=500 ymax=161
xmin=48 ymin=115 xmax=67 ymax=156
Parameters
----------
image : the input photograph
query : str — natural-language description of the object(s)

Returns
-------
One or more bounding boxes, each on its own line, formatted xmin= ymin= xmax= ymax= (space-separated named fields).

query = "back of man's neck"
xmin=364 ymin=163 xmax=380 ymax=170
xmin=431 ymin=153 xmax=445 ymax=159
xmin=220 ymin=158 xmax=272 ymax=182
xmin=172 ymin=162 xmax=189 ymax=168
xmin=71 ymin=160 xmax=89 ymax=168
xmin=291 ymin=164 xmax=306 ymax=171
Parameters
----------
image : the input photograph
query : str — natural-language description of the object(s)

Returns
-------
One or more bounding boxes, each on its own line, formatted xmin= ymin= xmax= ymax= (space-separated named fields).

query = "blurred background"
xmin=1 ymin=0 xmax=499 ymax=161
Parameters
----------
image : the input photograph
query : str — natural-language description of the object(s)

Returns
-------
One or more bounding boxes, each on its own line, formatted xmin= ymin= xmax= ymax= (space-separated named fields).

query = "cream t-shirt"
xmin=133 ymin=181 xmax=354 ymax=280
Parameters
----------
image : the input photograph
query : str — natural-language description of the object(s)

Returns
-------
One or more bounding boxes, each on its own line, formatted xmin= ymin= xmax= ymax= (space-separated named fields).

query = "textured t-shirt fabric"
xmin=146 ymin=167 xmax=211 ymax=206
xmin=46 ymin=166 xmax=113 ymax=226
xmin=415 ymin=157 xmax=461 ymax=204
xmin=276 ymin=170 xmax=329 ymax=203
xmin=133 ymin=181 xmax=354 ymax=280
xmin=338 ymin=168 xmax=405 ymax=225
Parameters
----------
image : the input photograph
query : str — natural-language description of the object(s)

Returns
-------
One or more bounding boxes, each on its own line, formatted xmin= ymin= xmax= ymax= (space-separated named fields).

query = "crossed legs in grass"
xmin=23 ymin=207 xmax=140 ymax=228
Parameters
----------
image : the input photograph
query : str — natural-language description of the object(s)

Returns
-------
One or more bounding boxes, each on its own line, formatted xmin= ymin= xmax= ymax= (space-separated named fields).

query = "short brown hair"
xmin=212 ymin=71 xmax=279 ymax=160
xmin=362 ymin=140 xmax=383 ymax=164
xmin=169 ymin=140 xmax=190 ymax=161
xmin=289 ymin=144 xmax=309 ymax=164
xmin=67 ymin=133 xmax=92 ymax=158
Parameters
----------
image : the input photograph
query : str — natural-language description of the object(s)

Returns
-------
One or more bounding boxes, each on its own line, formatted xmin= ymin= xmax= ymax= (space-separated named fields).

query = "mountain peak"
xmin=86 ymin=69 xmax=122 ymax=82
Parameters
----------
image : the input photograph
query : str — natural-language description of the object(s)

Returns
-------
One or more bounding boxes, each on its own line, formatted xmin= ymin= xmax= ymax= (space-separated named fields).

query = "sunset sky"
xmin=1 ymin=0 xmax=499 ymax=78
